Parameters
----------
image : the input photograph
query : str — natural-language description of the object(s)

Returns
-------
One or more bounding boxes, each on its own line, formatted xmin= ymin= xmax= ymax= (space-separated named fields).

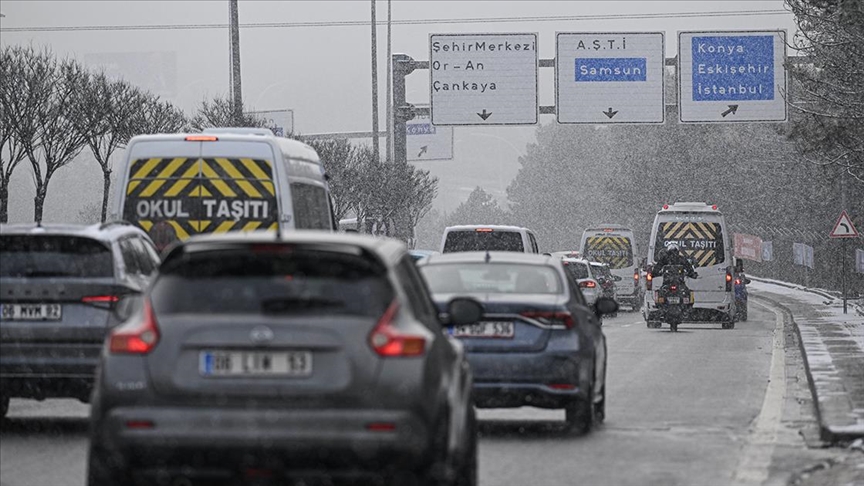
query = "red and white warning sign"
xmin=829 ymin=210 xmax=859 ymax=238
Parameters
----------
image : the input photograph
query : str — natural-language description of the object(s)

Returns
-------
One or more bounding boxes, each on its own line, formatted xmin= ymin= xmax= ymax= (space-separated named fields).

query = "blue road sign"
xmin=575 ymin=58 xmax=647 ymax=82
xmin=691 ymin=35 xmax=774 ymax=102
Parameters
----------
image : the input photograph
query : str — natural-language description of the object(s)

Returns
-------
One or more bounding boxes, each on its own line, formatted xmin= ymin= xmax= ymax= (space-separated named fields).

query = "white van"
xmin=110 ymin=128 xmax=336 ymax=250
xmin=580 ymin=225 xmax=641 ymax=310
xmin=643 ymin=202 xmax=736 ymax=327
xmin=440 ymin=225 xmax=540 ymax=254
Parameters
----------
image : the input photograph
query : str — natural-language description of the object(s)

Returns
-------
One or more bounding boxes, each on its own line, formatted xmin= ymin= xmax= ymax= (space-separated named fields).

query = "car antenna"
xmin=484 ymin=250 xmax=491 ymax=263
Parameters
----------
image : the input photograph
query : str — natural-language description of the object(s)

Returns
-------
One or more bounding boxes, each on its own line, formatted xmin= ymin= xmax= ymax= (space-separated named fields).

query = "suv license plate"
xmin=0 ymin=304 xmax=62 ymax=321
xmin=200 ymin=351 xmax=312 ymax=377
xmin=451 ymin=321 xmax=514 ymax=339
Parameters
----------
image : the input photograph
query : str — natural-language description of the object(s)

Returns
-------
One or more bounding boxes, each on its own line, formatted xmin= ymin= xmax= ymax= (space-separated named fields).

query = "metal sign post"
xmin=829 ymin=210 xmax=860 ymax=314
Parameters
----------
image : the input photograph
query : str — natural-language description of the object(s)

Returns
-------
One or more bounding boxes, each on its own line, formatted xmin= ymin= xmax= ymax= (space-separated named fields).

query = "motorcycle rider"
xmin=652 ymin=243 xmax=698 ymax=279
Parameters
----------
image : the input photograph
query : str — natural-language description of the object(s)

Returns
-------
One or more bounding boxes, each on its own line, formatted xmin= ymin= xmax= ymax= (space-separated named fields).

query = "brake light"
xmin=82 ymin=295 xmax=119 ymax=305
xmin=712 ymin=205 xmax=718 ymax=210
xmin=735 ymin=278 xmax=741 ymax=285
xmin=109 ymin=299 xmax=160 ymax=354
xmin=369 ymin=301 xmax=426 ymax=357
xmin=366 ymin=422 xmax=397 ymax=432
xmin=634 ymin=272 xmax=640 ymax=282
xmin=663 ymin=204 xmax=669 ymax=210
xmin=125 ymin=420 xmax=154 ymax=430
xmin=475 ymin=228 xmax=493 ymax=232
xmin=548 ymin=384 xmax=577 ymax=390
xmin=521 ymin=311 xmax=575 ymax=329
xmin=185 ymin=135 xmax=218 ymax=141
xmin=646 ymin=272 xmax=653 ymax=290
xmin=726 ymin=270 xmax=733 ymax=291
xmin=579 ymin=280 xmax=596 ymax=289
xmin=670 ymin=285 xmax=678 ymax=292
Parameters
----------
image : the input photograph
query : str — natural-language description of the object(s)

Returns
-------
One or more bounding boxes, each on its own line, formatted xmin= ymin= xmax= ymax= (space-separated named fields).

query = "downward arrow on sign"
xmin=603 ymin=108 xmax=618 ymax=119
xmin=477 ymin=109 xmax=492 ymax=121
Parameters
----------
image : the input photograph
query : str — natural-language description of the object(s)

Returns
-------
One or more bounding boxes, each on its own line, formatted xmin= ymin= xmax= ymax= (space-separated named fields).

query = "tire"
xmin=565 ymin=386 xmax=594 ymax=435
xmin=86 ymin=445 xmax=130 ymax=486
xmin=722 ymin=320 xmax=735 ymax=329
xmin=647 ymin=321 xmax=662 ymax=329
xmin=594 ymin=384 xmax=606 ymax=424
xmin=670 ymin=322 xmax=678 ymax=332
xmin=0 ymin=396 xmax=9 ymax=420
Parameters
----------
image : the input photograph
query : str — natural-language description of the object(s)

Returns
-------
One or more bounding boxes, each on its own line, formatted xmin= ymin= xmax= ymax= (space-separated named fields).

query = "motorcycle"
xmin=653 ymin=264 xmax=696 ymax=332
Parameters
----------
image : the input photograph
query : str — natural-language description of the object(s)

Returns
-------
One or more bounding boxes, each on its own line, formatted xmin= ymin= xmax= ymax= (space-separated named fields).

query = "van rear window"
xmin=654 ymin=221 xmax=725 ymax=267
xmin=443 ymin=230 xmax=524 ymax=253
xmin=583 ymin=236 xmax=633 ymax=269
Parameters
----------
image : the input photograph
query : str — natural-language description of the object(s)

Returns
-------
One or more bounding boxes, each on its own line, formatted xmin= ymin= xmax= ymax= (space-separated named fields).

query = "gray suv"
xmin=0 ymin=222 xmax=160 ymax=418
xmin=87 ymin=230 xmax=482 ymax=486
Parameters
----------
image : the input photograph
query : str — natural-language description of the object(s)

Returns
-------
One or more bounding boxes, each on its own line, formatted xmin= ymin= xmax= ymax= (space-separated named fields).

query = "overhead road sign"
xmin=830 ymin=210 xmax=859 ymax=238
xmin=430 ymin=33 xmax=538 ymax=126
xmin=678 ymin=30 xmax=787 ymax=123
xmin=406 ymin=112 xmax=454 ymax=161
xmin=556 ymin=32 xmax=665 ymax=124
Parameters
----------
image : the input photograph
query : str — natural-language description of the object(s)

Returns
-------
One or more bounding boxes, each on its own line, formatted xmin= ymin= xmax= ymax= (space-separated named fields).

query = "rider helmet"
xmin=667 ymin=243 xmax=680 ymax=257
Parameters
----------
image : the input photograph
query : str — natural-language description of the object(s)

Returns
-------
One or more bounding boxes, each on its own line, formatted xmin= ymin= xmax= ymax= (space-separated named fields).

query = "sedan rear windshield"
xmin=564 ymin=261 xmax=590 ymax=280
xmin=443 ymin=230 xmax=524 ymax=253
xmin=420 ymin=263 xmax=562 ymax=295
xmin=151 ymin=247 xmax=393 ymax=317
xmin=0 ymin=235 xmax=114 ymax=278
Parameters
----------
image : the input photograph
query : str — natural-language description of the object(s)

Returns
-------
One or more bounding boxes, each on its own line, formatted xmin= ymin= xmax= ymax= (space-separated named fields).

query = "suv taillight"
xmin=109 ymin=299 xmax=160 ymax=354
xmin=521 ymin=311 xmax=575 ymax=329
xmin=369 ymin=301 xmax=426 ymax=357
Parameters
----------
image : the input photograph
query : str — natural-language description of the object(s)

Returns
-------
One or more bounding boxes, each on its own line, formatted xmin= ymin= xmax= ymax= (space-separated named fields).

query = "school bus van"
xmin=110 ymin=128 xmax=336 ymax=250
xmin=643 ymin=202 xmax=737 ymax=328
xmin=580 ymin=225 xmax=641 ymax=310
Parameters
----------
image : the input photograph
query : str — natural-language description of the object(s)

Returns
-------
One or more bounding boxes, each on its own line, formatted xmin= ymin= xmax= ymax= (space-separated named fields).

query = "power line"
xmin=0 ymin=9 xmax=793 ymax=33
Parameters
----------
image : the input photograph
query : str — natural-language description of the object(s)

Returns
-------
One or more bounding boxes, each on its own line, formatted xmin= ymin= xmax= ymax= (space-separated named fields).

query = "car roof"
xmin=443 ymin=225 xmax=532 ymax=232
xmin=166 ymin=229 xmax=406 ymax=264
xmin=0 ymin=221 xmax=150 ymax=244
xmin=419 ymin=251 xmax=557 ymax=266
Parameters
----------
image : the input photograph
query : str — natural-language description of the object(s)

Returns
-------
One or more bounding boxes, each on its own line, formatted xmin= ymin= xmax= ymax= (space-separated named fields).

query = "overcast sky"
xmin=0 ymin=0 xmax=799 ymax=221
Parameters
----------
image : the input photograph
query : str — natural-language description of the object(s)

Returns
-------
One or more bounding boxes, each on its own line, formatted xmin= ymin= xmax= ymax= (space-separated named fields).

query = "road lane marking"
xmin=732 ymin=302 xmax=786 ymax=486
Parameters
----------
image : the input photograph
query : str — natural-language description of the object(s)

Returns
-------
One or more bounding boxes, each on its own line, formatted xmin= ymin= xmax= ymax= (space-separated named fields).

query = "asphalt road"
xmin=0 ymin=300 xmax=805 ymax=486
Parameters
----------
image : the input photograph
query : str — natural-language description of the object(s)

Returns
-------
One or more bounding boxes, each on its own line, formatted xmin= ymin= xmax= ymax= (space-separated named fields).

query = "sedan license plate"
xmin=0 ymin=303 xmax=62 ymax=321
xmin=667 ymin=297 xmax=681 ymax=304
xmin=451 ymin=321 xmax=514 ymax=339
xmin=200 ymin=351 xmax=312 ymax=377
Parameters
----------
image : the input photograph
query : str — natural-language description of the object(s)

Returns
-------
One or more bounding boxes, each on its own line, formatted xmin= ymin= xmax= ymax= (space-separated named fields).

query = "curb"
xmin=749 ymin=276 xmax=838 ymax=301
xmin=750 ymin=294 xmax=864 ymax=444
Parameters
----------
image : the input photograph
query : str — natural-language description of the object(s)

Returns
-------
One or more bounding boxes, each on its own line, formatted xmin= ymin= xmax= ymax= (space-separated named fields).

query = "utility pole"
xmin=392 ymin=54 xmax=416 ymax=166
xmin=385 ymin=0 xmax=393 ymax=163
xmin=229 ymin=0 xmax=243 ymax=123
xmin=370 ymin=0 xmax=380 ymax=161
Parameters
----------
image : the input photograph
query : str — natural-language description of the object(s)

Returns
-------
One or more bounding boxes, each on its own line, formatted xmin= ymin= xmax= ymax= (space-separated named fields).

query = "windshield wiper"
xmin=261 ymin=297 xmax=345 ymax=313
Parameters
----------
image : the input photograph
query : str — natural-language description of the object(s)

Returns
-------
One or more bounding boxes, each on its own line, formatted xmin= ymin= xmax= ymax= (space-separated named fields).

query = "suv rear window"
xmin=443 ymin=230 xmax=524 ymax=253
xmin=152 ymin=246 xmax=393 ymax=317
xmin=563 ymin=261 xmax=590 ymax=280
xmin=0 ymin=235 xmax=114 ymax=278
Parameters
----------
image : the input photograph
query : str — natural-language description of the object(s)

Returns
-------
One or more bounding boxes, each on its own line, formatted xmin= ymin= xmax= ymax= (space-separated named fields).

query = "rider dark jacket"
xmin=652 ymin=246 xmax=698 ymax=278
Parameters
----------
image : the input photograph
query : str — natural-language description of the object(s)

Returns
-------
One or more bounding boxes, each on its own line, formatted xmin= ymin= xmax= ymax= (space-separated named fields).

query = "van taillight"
xmin=646 ymin=273 xmax=653 ymax=290
xmin=185 ymin=135 xmax=218 ymax=141
xmin=634 ymin=271 xmax=640 ymax=282
xmin=369 ymin=301 xmax=426 ymax=357
xmin=109 ymin=299 xmax=160 ymax=354
xmin=725 ymin=270 xmax=733 ymax=291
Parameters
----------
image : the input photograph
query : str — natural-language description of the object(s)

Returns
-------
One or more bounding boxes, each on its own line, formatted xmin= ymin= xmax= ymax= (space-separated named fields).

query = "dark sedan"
xmin=417 ymin=252 xmax=617 ymax=434
xmin=87 ymin=230 xmax=482 ymax=486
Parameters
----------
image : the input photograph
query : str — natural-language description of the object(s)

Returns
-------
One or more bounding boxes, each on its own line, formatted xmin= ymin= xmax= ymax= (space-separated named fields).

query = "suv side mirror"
xmin=443 ymin=297 xmax=483 ymax=326
xmin=113 ymin=294 xmax=143 ymax=322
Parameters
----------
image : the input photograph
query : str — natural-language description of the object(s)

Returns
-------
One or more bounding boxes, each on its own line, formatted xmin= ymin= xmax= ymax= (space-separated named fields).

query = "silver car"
xmin=87 ymin=230 xmax=481 ymax=486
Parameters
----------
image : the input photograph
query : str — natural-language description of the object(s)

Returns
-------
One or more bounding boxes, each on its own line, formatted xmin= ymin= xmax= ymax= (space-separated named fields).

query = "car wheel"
xmin=722 ymin=320 xmax=735 ymax=329
xmin=594 ymin=383 xmax=606 ymax=424
xmin=86 ymin=445 xmax=130 ymax=486
xmin=647 ymin=321 xmax=662 ymax=329
xmin=740 ymin=306 xmax=748 ymax=322
xmin=0 ymin=396 xmax=9 ymax=420
xmin=565 ymin=387 xmax=594 ymax=435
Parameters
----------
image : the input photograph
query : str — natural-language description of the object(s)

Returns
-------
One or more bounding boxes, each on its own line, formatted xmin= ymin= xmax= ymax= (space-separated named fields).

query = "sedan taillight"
xmin=109 ymin=299 xmax=160 ymax=354
xmin=579 ymin=280 xmax=597 ymax=289
xmin=369 ymin=301 xmax=426 ymax=357
xmin=521 ymin=311 xmax=575 ymax=329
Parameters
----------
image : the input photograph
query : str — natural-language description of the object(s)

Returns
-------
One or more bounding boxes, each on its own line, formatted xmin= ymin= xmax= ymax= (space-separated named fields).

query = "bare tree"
xmin=0 ymin=46 xmax=30 ymax=223
xmin=68 ymin=70 xmax=141 ymax=222
xmin=300 ymin=137 xmax=358 ymax=221
xmin=128 ymin=94 xmax=188 ymax=136
xmin=10 ymin=47 xmax=87 ymax=223
xmin=189 ymin=95 xmax=267 ymax=131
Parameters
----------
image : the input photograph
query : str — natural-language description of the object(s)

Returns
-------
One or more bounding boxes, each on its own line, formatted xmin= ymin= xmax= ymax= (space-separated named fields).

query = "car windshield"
xmin=420 ymin=262 xmax=562 ymax=294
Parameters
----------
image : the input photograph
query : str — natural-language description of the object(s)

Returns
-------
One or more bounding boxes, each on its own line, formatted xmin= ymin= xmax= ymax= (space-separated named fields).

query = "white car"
xmin=561 ymin=257 xmax=602 ymax=305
